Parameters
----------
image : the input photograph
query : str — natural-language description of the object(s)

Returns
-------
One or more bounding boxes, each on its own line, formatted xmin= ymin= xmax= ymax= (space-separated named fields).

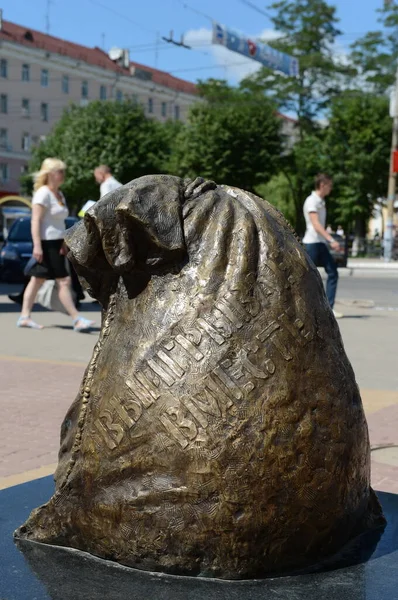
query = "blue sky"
xmin=0 ymin=0 xmax=386 ymax=84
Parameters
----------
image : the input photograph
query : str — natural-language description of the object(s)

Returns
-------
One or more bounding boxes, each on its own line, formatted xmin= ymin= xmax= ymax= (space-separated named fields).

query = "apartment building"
xmin=0 ymin=12 xmax=198 ymax=196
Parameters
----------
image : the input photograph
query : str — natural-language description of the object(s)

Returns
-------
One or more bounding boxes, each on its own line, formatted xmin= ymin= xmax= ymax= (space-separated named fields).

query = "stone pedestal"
xmin=2 ymin=476 xmax=398 ymax=600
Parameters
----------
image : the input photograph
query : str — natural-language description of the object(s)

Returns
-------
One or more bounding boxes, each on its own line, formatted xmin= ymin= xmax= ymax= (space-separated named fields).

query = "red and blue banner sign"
xmin=212 ymin=22 xmax=299 ymax=77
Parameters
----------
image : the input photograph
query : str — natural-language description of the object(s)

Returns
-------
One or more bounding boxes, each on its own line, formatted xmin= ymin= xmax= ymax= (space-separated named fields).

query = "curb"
xmin=318 ymin=267 xmax=398 ymax=278
xmin=347 ymin=262 xmax=398 ymax=270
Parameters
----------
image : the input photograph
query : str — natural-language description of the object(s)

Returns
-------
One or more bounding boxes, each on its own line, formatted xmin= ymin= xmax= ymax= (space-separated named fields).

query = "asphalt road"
xmin=326 ymin=276 xmax=398 ymax=391
xmin=336 ymin=276 xmax=398 ymax=308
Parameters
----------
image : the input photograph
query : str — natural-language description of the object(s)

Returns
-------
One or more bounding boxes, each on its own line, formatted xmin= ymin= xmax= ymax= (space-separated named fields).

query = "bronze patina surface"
xmin=15 ymin=175 xmax=384 ymax=579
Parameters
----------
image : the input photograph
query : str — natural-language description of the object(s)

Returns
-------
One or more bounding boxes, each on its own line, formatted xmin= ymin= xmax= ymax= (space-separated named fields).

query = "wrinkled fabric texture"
xmin=15 ymin=175 xmax=384 ymax=579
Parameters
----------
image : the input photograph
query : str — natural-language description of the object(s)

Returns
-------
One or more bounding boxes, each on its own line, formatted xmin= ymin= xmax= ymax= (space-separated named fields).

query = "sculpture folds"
xmin=16 ymin=176 xmax=384 ymax=579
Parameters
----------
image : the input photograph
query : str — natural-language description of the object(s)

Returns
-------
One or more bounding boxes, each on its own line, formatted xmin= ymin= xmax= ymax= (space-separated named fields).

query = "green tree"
xmin=350 ymin=2 xmax=398 ymax=94
xmin=240 ymin=0 xmax=353 ymax=232
xmin=159 ymin=118 xmax=185 ymax=173
xmin=170 ymin=80 xmax=282 ymax=191
xmin=321 ymin=92 xmax=391 ymax=236
xmin=242 ymin=0 xmax=351 ymax=133
xmin=22 ymin=100 xmax=170 ymax=208
xmin=255 ymin=172 xmax=296 ymax=225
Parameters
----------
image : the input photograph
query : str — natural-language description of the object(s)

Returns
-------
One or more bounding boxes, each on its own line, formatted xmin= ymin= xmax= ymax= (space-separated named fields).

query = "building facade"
xmin=0 ymin=14 xmax=198 ymax=196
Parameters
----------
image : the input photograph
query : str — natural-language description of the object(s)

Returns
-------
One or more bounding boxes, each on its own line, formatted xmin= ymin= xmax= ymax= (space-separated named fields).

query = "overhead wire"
xmin=237 ymin=0 xmax=272 ymax=19
xmin=85 ymin=0 xmax=157 ymax=34
xmin=174 ymin=0 xmax=214 ymax=23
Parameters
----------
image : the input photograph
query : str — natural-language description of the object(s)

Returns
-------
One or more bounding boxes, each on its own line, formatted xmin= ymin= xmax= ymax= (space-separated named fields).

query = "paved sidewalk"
xmin=0 ymin=291 xmax=397 ymax=495
xmin=0 ymin=356 xmax=85 ymax=488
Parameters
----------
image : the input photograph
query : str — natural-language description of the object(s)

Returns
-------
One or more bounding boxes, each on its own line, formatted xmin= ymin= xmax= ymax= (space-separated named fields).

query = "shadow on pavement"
xmin=0 ymin=301 xmax=101 ymax=314
xmin=0 ymin=303 xmax=21 ymax=313
xmin=340 ymin=315 xmax=371 ymax=320
xmin=0 ymin=302 xmax=49 ymax=314
xmin=52 ymin=325 xmax=101 ymax=333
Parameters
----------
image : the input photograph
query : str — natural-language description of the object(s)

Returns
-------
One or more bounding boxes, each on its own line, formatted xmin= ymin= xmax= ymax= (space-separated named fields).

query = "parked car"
xmin=0 ymin=216 xmax=78 ymax=283
xmin=328 ymin=233 xmax=347 ymax=268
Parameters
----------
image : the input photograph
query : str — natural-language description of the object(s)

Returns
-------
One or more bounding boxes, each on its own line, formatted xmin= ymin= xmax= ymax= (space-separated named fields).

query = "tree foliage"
xmin=321 ymin=92 xmax=391 ymax=232
xmin=238 ymin=0 xmax=355 ymax=232
xmin=242 ymin=0 xmax=352 ymax=133
xmin=350 ymin=3 xmax=398 ymax=94
xmin=22 ymin=100 xmax=170 ymax=208
xmin=255 ymin=172 xmax=296 ymax=226
xmin=169 ymin=80 xmax=282 ymax=192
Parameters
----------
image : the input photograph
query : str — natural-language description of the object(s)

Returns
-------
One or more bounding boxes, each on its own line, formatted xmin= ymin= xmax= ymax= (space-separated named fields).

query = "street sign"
xmin=212 ymin=22 xmax=299 ymax=77
xmin=393 ymin=150 xmax=398 ymax=173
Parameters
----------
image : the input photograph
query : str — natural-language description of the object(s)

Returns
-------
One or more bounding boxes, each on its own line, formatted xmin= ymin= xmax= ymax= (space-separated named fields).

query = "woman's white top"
xmin=32 ymin=185 xmax=69 ymax=240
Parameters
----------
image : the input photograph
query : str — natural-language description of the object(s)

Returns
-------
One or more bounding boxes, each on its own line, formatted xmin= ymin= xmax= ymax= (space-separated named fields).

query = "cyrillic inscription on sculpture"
xmin=93 ymin=265 xmax=314 ymax=451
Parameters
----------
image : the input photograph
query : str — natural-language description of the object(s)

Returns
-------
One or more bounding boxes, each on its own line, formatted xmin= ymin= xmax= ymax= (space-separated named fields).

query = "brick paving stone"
xmin=0 ymin=357 xmax=85 ymax=480
xmin=371 ymin=461 xmax=398 ymax=494
xmin=367 ymin=404 xmax=398 ymax=448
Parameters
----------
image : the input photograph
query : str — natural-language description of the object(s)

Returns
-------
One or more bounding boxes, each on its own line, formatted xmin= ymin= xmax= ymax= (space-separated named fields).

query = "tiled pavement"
xmin=367 ymin=399 xmax=398 ymax=494
xmin=0 ymin=356 xmax=85 ymax=488
xmin=0 ymin=354 xmax=397 ymax=493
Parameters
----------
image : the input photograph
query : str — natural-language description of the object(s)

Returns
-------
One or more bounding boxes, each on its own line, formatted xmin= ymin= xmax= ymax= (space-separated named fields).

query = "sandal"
xmin=73 ymin=316 xmax=95 ymax=333
xmin=17 ymin=316 xmax=44 ymax=330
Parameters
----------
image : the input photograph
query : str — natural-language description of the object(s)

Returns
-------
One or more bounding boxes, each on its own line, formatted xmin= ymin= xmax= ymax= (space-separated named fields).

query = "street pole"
xmin=385 ymin=68 xmax=398 ymax=261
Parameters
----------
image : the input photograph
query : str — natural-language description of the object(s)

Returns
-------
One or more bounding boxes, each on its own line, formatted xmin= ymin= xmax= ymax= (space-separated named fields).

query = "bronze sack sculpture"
xmin=15 ymin=175 xmax=384 ymax=579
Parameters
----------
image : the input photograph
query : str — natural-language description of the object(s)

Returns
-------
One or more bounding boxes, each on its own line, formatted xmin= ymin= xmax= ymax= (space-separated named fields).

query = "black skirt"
xmin=28 ymin=239 xmax=69 ymax=279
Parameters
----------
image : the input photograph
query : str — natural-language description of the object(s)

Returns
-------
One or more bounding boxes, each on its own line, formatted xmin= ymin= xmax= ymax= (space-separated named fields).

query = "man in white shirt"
xmin=94 ymin=165 xmax=122 ymax=199
xmin=303 ymin=173 xmax=343 ymax=318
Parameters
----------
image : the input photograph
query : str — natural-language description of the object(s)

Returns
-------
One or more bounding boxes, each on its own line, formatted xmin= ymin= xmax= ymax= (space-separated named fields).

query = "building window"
xmin=0 ymin=94 xmax=7 ymax=114
xmin=0 ymin=59 xmax=8 ymax=78
xmin=116 ymin=89 xmax=123 ymax=102
xmin=81 ymin=80 xmax=88 ymax=98
xmin=161 ymin=102 xmax=167 ymax=118
xmin=0 ymin=163 xmax=9 ymax=182
xmin=41 ymin=69 xmax=49 ymax=87
xmin=21 ymin=164 xmax=29 ymax=174
xmin=174 ymin=105 xmax=180 ymax=120
xmin=148 ymin=97 xmax=153 ymax=114
xmin=0 ymin=128 xmax=8 ymax=148
xmin=22 ymin=98 xmax=30 ymax=117
xmin=62 ymin=75 xmax=69 ymax=94
xmin=100 ymin=85 xmax=107 ymax=100
xmin=22 ymin=133 xmax=31 ymax=152
xmin=22 ymin=63 xmax=30 ymax=81
xmin=41 ymin=103 xmax=49 ymax=122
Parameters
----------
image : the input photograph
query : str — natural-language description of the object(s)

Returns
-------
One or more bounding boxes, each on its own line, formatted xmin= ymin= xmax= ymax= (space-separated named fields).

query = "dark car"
xmin=0 ymin=216 xmax=78 ymax=283
xmin=328 ymin=233 xmax=347 ymax=268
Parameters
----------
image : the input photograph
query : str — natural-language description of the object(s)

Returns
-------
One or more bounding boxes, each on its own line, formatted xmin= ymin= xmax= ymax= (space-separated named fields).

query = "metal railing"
xmin=348 ymin=237 xmax=398 ymax=260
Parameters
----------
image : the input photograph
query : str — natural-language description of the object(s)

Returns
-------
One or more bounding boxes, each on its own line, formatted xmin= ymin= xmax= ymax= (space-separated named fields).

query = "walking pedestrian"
xmin=303 ymin=173 xmax=343 ymax=319
xmin=93 ymin=165 xmax=122 ymax=198
xmin=17 ymin=158 xmax=94 ymax=331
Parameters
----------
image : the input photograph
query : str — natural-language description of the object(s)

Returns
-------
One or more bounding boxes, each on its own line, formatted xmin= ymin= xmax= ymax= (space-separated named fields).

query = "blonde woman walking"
xmin=18 ymin=158 xmax=94 ymax=332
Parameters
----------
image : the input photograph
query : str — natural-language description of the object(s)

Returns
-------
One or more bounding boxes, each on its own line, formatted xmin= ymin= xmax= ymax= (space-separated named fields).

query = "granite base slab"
xmin=1 ymin=476 xmax=398 ymax=600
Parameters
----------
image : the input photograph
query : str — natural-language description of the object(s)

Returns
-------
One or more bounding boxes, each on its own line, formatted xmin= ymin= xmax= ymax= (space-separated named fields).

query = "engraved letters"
xmin=95 ymin=278 xmax=314 ymax=451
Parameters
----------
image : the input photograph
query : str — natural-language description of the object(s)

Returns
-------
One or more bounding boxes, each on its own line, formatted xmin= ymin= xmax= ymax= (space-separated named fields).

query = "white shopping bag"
xmin=36 ymin=280 xmax=76 ymax=314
